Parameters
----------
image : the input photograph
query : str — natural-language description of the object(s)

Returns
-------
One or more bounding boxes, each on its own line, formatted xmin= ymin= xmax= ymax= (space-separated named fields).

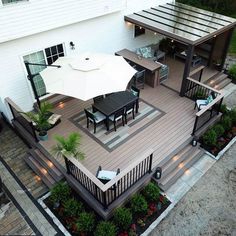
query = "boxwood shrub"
xmin=76 ymin=212 xmax=95 ymax=233
xmin=130 ymin=194 xmax=148 ymax=215
xmin=95 ymin=221 xmax=117 ymax=236
xmin=212 ymin=124 xmax=225 ymax=138
xmin=113 ymin=207 xmax=132 ymax=231
xmin=143 ymin=182 xmax=160 ymax=202
xmin=202 ymin=129 xmax=217 ymax=146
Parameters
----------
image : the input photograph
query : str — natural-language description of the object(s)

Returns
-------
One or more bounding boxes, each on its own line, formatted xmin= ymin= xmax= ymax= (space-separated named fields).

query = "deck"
xmin=40 ymin=83 xmax=196 ymax=175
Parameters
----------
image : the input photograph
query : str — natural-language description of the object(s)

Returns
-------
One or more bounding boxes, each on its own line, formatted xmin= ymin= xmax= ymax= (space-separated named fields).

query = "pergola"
xmin=125 ymin=2 xmax=236 ymax=95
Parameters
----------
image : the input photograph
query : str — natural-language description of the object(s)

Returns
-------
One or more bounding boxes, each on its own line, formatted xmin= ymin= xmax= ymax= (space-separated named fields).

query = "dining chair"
xmin=125 ymin=101 xmax=135 ymax=124
xmin=84 ymin=108 xmax=106 ymax=133
xmin=109 ymin=108 xmax=125 ymax=131
xmin=93 ymin=95 xmax=104 ymax=103
xmin=133 ymin=69 xmax=146 ymax=89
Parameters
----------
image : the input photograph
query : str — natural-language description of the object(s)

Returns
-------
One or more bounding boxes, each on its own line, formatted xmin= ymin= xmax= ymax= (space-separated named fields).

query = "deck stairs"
xmin=204 ymin=72 xmax=231 ymax=90
xmin=24 ymin=147 xmax=64 ymax=188
xmin=156 ymin=144 xmax=204 ymax=192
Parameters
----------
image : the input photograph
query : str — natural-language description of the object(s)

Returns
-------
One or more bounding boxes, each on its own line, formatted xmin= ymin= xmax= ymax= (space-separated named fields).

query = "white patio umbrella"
xmin=39 ymin=52 xmax=137 ymax=101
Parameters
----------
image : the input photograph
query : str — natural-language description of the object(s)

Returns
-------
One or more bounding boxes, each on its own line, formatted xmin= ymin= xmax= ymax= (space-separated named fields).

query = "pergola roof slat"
xmin=144 ymin=9 xmax=216 ymax=34
xmin=151 ymin=7 xmax=221 ymax=30
xmin=125 ymin=2 xmax=236 ymax=45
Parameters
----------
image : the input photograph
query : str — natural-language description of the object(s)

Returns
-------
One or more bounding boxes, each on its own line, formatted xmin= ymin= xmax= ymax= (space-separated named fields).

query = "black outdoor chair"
xmin=133 ymin=69 xmax=146 ymax=89
xmin=130 ymin=86 xmax=140 ymax=110
xmin=84 ymin=108 xmax=106 ymax=133
xmin=93 ymin=95 xmax=104 ymax=103
xmin=125 ymin=101 xmax=136 ymax=124
xmin=108 ymin=108 xmax=125 ymax=131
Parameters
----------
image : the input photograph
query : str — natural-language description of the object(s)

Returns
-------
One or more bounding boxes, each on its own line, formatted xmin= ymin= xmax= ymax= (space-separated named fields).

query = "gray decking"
xmin=40 ymin=83 xmax=196 ymax=175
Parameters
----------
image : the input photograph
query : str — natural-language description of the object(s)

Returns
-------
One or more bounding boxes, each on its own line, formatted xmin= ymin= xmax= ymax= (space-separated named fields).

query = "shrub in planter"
xmin=212 ymin=124 xmax=225 ymax=138
xmin=50 ymin=182 xmax=71 ymax=206
xmin=142 ymin=182 xmax=160 ymax=202
xmin=229 ymin=108 xmax=236 ymax=124
xmin=202 ymin=129 xmax=217 ymax=146
xmin=131 ymin=194 xmax=148 ymax=215
xmin=221 ymin=116 xmax=232 ymax=131
xmin=63 ymin=198 xmax=83 ymax=217
xmin=76 ymin=212 xmax=95 ymax=234
xmin=220 ymin=104 xmax=229 ymax=115
xmin=113 ymin=207 xmax=132 ymax=231
xmin=95 ymin=221 xmax=117 ymax=236
xmin=228 ymin=64 xmax=236 ymax=82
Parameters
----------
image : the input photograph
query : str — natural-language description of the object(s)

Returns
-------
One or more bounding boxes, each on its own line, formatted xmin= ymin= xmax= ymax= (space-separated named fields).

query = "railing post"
xmin=102 ymin=191 xmax=108 ymax=209
xmin=148 ymin=154 xmax=153 ymax=173
xmin=192 ymin=116 xmax=199 ymax=135
xmin=217 ymin=98 xmax=224 ymax=115
xmin=199 ymin=68 xmax=203 ymax=82
xmin=64 ymin=156 xmax=71 ymax=174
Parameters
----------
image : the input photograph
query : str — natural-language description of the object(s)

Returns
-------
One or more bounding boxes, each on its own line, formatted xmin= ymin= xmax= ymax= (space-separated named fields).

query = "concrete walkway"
xmin=0 ymin=161 xmax=58 ymax=235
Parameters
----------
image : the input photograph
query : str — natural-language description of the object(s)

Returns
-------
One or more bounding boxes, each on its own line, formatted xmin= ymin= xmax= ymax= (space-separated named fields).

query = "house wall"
xmin=0 ymin=0 xmax=172 ymax=120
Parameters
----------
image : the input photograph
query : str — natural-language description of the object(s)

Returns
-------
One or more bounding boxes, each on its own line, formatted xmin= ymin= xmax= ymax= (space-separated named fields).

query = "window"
xmin=2 ymin=0 xmax=27 ymax=5
xmin=23 ymin=44 xmax=65 ymax=98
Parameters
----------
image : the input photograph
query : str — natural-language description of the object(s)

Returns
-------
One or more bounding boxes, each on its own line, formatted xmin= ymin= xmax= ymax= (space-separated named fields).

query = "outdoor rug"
xmin=69 ymin=99 xmax=165 ymax=152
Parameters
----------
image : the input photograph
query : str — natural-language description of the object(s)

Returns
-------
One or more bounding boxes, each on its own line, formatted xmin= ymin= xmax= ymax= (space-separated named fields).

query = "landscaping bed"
xmin=44 ymin=181 xmax=171 ymax=236
xmin=199 ymin=105 xmax=236 ymax=156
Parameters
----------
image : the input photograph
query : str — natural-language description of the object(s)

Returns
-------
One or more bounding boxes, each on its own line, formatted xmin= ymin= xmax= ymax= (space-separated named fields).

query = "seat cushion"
xmin=93 ymin=111 xmax=106 ymax=122
xmin=139 ymin=47 xmax=152 ymax=58
xmin=97 ymin=170 xmax=117 ymax=180
xmin=196 ymin=99 xmax=208 ymax=109
xmin=131 ymin=89 xmax=138 ymax=97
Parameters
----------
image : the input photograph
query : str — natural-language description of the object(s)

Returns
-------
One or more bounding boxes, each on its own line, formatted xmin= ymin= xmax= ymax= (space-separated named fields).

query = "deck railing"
xmin=184 ymin=78 xmax=224 ymax=135
xmin=5 ymin=97 xmax=38 ymax=142
xmin=64 ymin=149 xmax=153 ymax=209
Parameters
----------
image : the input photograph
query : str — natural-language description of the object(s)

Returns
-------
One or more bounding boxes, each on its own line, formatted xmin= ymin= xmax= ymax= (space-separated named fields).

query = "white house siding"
xmin=0 ymin=0 xmax=172 ymax=120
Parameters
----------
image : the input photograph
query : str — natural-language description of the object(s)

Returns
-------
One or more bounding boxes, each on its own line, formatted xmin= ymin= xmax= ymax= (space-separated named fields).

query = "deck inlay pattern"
xmin=69 ymin=99 xmax=165 ymax=152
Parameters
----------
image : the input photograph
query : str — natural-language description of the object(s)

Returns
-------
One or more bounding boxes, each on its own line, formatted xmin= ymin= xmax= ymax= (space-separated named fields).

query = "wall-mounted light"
xmin=192 ymin=138 xmax=197 ymax=146
xmin=70 ymin=41 xmax=75 ymax=50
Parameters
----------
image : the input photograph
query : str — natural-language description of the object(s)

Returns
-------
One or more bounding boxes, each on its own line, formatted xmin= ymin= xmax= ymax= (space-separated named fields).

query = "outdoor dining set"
xmin=84 ymin=86 xmax=140 ymax=133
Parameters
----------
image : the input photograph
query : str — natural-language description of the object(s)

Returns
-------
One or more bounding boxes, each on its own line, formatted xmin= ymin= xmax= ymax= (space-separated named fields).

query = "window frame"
xmin=1 ymin=0 xmax=29 ymax=6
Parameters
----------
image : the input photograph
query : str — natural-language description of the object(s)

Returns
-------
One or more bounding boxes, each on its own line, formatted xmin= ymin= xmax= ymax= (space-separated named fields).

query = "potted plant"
xmin=51 ymin=132 xmax=85 ymax=160
xmin=24 ymin=102 xmax=53 ymax=141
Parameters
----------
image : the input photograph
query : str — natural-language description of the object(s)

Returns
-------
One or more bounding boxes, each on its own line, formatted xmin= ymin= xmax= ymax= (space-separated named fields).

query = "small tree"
xmin=51 ymin=132 xmax=85 ymax=160
xmin=113 ymin=207 xmax=132 ymax=231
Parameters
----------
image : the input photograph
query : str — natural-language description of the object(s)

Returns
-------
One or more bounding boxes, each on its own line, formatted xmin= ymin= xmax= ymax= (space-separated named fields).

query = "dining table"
xmin=92 ymin=91 xmax=139 ymax=131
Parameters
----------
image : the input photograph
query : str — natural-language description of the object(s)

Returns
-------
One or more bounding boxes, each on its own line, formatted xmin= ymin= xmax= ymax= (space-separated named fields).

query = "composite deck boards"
xmin=40 ymin=84 xmax=196 ymax=175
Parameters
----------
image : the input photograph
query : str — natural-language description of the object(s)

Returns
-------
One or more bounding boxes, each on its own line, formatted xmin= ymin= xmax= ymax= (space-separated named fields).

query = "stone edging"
xmin=38 ymin=192 xmax=71 ymax=236
xmin=204 ymin=136 xmax=236 ymax=160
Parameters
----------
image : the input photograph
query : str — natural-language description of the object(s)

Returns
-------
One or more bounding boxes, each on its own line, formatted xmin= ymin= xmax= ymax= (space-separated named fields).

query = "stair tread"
xmin=161 ymin=145 xmax=195 ymax=177
xmin=24 ymin=154 xmax=56 ymax=188
xmin=28 ymin=149 xmax=63 ymax=181
xmin=215 ymin=78 xmax=231 ymax=90
xmin=34 ymin=149 xmax=62 ymax=177
xmin=159 ymin=148 xmax=202 ymax=186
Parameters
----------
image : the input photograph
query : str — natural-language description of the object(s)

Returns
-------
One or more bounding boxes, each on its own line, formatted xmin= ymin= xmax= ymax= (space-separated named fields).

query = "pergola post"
xmin=180 ymin=44 xmax=195 ymax=96
xmin=219 ymin=27 xmax=235 ymax=71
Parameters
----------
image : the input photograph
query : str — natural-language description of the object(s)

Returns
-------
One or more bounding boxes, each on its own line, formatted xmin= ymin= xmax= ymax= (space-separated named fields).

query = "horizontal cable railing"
xmin=64 ymin=149 xmax=153 ymax=208
xmin=5 ymin=97 xmax=38 ymax=142
xmin=184 ymin=78 xmax=224 ymax=135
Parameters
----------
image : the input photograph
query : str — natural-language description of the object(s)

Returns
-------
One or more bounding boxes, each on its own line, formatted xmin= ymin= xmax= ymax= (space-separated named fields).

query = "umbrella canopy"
xmin=40 ymin=52 xmax=137 ymax=101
